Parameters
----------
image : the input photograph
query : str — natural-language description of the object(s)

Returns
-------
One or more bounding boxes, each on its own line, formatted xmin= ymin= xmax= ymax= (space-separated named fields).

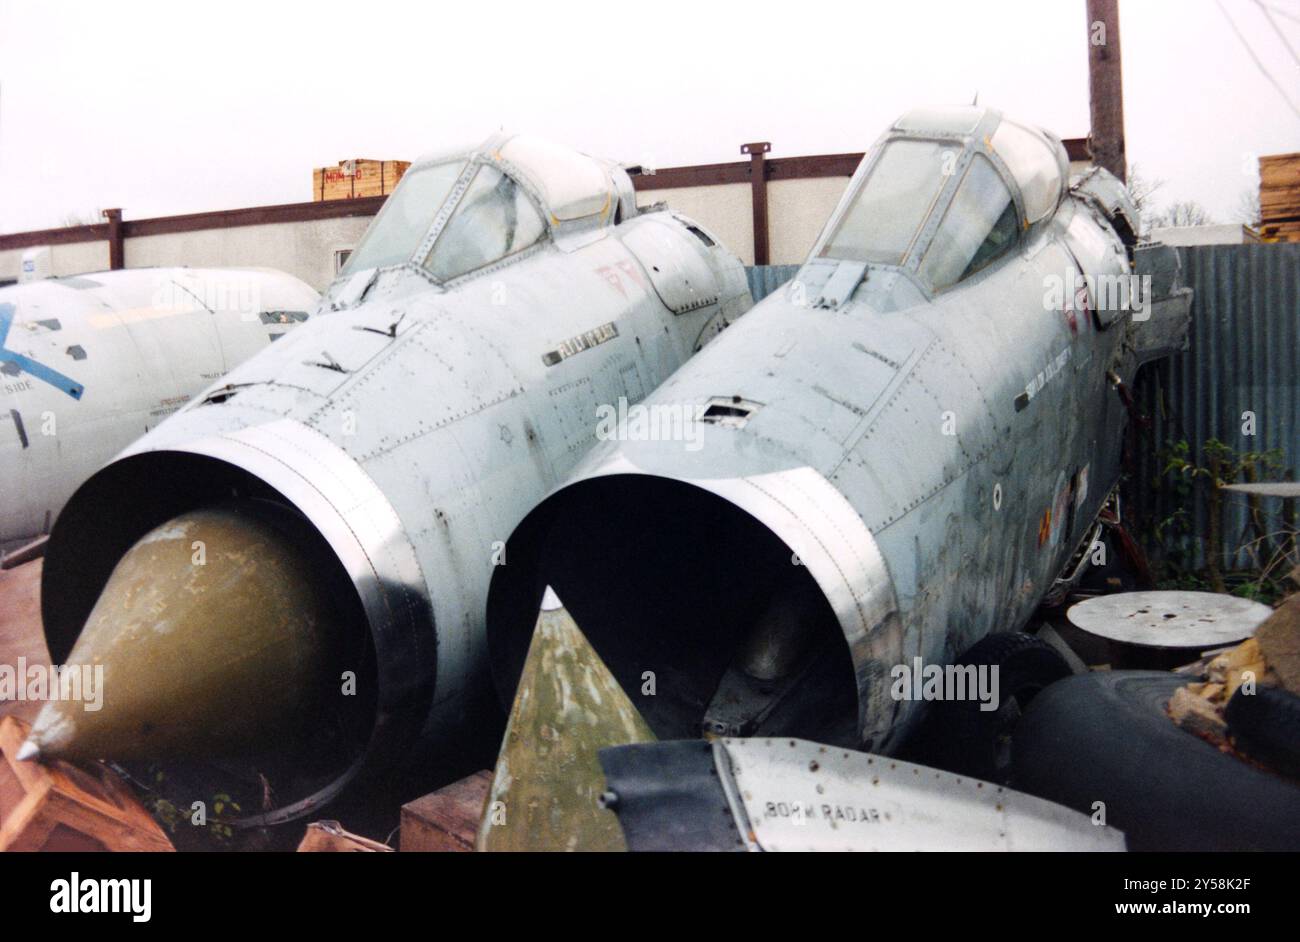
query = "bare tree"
xmin=60 ymin=208 xmax=102 ymax=228
xmin=1126 ymin=164 xmax=1164 ymax=214
xmin=1153 ymin=200 xmax=1216 ymax=229
xmin=1125 ymin=163 xmax=1165 ymax=236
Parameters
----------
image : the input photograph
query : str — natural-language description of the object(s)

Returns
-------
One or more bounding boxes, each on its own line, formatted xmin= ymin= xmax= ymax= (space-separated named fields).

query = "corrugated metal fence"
xmin=747 ymin=245 xmax=1300 ymax=573
xmin=1132 ymin=244 xmax=1299 ymax=572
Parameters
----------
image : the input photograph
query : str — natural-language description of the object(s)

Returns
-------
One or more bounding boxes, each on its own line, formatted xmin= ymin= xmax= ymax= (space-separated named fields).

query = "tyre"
xmin=1225 ymin=684 xmax=1300 ymax=778
xmin=1012 ymin=671 xmax=1300 ymax=850
xmin=905 ymin=632 xmax=1072 ymax=783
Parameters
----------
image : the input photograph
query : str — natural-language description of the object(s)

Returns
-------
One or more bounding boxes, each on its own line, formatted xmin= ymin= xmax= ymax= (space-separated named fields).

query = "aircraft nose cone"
xmin=477 ymin=587 xmax=655 ymax=852
xmin=27 ymin=500 xmax=342 ymax=763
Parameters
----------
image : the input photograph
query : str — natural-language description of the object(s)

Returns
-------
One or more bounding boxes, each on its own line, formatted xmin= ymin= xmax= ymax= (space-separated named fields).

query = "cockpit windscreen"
xmin=818 ymin=141 xmax=950 ymax=266
xmin=422 ymin=165 xmax=545 ymax=282
xmin=341 ymin=161 xmax=465 ymax=274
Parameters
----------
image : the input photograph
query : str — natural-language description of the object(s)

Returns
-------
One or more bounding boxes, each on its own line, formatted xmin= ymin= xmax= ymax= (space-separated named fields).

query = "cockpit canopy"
xmin=815 ymin=107 xmax=1068 ymax=294
xmin=341 ymin=133 xmax=627 ymax=283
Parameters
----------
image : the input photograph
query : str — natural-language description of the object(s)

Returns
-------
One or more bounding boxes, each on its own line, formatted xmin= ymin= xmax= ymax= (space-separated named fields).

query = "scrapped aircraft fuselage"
xmin=0 ymin=268 xmax=317 ymax=546
xmin=487 ymin=107 xmax=1191 ymax=752
xmin=37 ymin=134 xmax=751 ymax=822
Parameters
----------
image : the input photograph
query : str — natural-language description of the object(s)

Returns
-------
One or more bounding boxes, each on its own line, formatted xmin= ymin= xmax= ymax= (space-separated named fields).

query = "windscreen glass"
xmin=919 ymin=155 xmax=1020 ymax=291
xmin=990 ymin=120 xmax=1063 ymax=223
xmin=422 ymin=165 xmax=546 ymax=282
xmin=818 ymin=140 xmax=951 ymax=266
xmin=341 ymin=161 xmax=464 ymax=274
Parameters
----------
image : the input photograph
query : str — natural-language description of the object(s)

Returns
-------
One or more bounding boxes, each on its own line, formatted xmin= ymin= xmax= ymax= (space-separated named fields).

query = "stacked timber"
xmin=312 ymin=158 xmax=410 ymax=201
xmin=1259 ymin=153 xmax=1300 ymax=243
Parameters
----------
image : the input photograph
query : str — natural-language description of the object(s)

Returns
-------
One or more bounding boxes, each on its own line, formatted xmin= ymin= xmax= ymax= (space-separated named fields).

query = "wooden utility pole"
xmin=1086 ymin=0 xmax=1126 ymax=182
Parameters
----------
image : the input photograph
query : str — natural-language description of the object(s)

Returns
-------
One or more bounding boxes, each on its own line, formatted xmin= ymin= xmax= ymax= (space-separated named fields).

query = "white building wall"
xmin=126 ymin=216 xmax=373 ymax=291
xmin=0 ymin=241 xmax=111 ymax=281
xmin=638 ymin=183 xmax=754 ymax=264
xmin=1147 ymin=223 xmax=1260 ymax=246
xmin=635 ymin=178 xmax=856 ymax=266
xmin=767 ymin=177 xmax=849 ymax=265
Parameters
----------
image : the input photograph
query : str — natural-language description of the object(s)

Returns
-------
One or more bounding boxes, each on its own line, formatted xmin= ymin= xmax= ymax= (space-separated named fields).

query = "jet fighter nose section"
xmin=487 ymin=465 xmax=904 ymax=752
xmin=30 ymin=128 xmax=752 ymax=826
xmin=26 ymin=500 xmax=347 ymax=763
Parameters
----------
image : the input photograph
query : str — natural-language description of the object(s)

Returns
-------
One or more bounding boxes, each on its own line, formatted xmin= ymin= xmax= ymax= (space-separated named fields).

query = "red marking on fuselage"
xmin=595 ymin=265 xmax=626 ymax=298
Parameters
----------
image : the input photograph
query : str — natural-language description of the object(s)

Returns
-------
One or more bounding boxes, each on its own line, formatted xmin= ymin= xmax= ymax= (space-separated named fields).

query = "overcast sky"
xmin=1 ymin=0 xmax=1298 ymax=233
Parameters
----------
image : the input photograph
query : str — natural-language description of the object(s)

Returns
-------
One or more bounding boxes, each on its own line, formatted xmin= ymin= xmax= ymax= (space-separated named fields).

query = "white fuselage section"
xmin=0 ymin=268 xmax=317 ymax=546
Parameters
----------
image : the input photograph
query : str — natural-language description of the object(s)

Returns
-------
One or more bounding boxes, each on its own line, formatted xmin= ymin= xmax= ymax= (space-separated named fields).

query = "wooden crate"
xmin=0 ymin=716 xmax=174 ymax=852
xmin=399 ymin=769 xmax=491 ymax=852
xmin=312 ymin=159 xmax=410 ymax=201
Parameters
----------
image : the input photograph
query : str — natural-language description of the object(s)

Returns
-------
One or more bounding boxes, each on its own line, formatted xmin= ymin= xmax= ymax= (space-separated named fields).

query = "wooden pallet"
xmin=399 ymin=770 xmax=491 ymax=852
xmin=0 ymin=716 xmax=174 ymax=852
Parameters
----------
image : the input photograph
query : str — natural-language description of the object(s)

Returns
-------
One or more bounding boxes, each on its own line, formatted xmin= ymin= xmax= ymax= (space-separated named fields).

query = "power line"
xmin=1255 ymin=0 xmax=1300 ymax=68
xmin=1260 ymin=1 xmax=1300 ymax=25
xmin=1218 ymin=0 xmax=1300 ymax=122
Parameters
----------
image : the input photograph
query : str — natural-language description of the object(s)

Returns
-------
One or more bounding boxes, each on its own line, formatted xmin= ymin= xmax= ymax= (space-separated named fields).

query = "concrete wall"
xmin=637 ymin=183 xmax=754 ymax=264
xmin=768 ymin=177 xmax=848 ymax=266
xmin=636 ymin=177 xmax=851 ymax=266
xmin=0 ymin=241 xmax=111 ymax=281
xmin=123 ymin=216 xmax=372 ymax=292
xmin=1147 ymin=224 xmax=1260 ymax=247
xmin=0 ymin=218 xmax=370 ymax=292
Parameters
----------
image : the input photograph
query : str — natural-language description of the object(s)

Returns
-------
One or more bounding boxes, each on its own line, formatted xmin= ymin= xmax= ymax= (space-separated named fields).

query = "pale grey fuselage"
xmin=42 ymin=136 xmax=752 ymax=778
xmin=0 ymin=268 xmax=318 ymax=546
xmin=489 ymin=107 xmax=1186 ymax=751
xmin=601 ymin=208 xmax=1128 ymax=743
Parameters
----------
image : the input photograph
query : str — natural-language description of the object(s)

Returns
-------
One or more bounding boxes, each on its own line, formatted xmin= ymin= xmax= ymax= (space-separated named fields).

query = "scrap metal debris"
xmin=1168 ymin=594 xmax=1299 ymax=774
